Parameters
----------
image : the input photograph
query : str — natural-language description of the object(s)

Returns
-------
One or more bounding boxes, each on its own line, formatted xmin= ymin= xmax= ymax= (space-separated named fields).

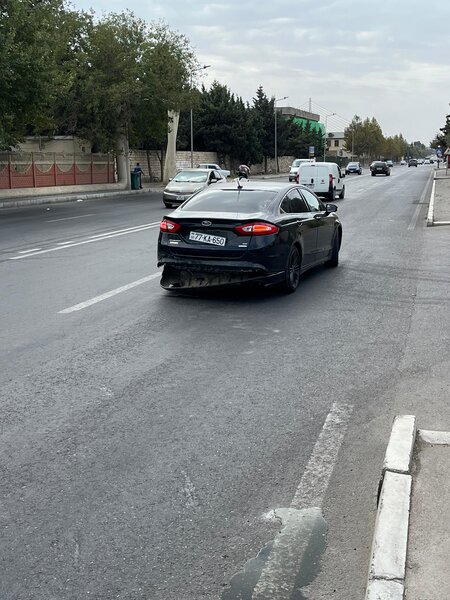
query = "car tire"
xmin=338 ymin=185 xmax=345 ymax=199
xmin=386 ymin=172 xmax=390 ymax=176
xmin=325 ymin=231 xmax=340 ymax=268
xmin=164 ymin=202 xmax=173 ymax=208
xmin=371 ymin=172 xmax=375 ymax=176
xmin=280 ymin=245 xmax=301 ymax=294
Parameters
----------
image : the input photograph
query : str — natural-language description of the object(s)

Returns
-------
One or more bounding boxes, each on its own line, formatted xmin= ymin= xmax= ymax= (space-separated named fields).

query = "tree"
xmin=252 ymin=86 xmax=275 ymax=172
xmin=430 ymin=114 xmax=450 ymax=151
xmin=0 ymin=0 xmax=89 ymax=148
xmin=129 ymin=21 xmax=198 ymax=179
xmin=57 ymin=11 xmax=147 ymax=152
xmin=344 ymin=116 xmax=384 ymax=161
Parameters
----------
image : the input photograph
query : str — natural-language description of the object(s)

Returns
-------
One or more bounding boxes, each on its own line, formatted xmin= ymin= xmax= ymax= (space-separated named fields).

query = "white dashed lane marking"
xmin=9 ymin=222 xmax=160 ymax=260
xmin=58 ymin=272 xmax=161 ymax=313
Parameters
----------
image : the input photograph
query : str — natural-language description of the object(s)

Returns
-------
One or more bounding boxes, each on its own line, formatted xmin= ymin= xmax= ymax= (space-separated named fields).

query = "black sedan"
xmin=370 ymin=161 xmax=390 ymax=176
xmin=157 ymin=181 xmax=342 ymax=293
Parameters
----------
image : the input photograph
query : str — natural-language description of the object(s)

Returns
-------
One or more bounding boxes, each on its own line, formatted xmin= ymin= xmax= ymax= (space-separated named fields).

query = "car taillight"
xmin=160 ymin=219 xmax=181 ymax=233
xmin=329 ymin=173 xmax=333 ymax=184
xmin=234 ymin=222 xmax=279 ymax=236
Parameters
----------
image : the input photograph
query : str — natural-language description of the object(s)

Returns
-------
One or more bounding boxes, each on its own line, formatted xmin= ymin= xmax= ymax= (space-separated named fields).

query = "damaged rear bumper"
xmin=158 ymin=262 xmax=283 ymax=290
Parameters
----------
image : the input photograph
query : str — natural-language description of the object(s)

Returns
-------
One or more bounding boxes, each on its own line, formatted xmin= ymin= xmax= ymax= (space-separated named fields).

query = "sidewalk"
xmin=0 ymin=183 xmax=165 ymax=209
xmin=365 ymin=417 xmax=450 ymax=600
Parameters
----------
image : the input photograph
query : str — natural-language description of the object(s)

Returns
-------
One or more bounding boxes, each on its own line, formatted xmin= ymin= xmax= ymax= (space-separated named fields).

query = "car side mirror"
xmin=341 ymin=172 xmax=345 ymax=178
xmin=325 ymin=203 xmax=338 ymax=213
xmin=168 ymin=178 xmax=172 ymax=182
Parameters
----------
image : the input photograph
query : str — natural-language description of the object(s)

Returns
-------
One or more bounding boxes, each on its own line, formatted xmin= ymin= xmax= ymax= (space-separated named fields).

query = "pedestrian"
xmin=237 ymin=164 xmax=250 ymax=179
xmin=133 ymin=162 xmax=144 ymax=188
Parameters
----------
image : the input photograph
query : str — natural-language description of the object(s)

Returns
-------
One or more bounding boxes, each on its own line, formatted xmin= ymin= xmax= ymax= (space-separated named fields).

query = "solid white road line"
xmin=47 ymin=214 xmax=96 ymax=222
xmin=58 ymin=272 xmax=161 ymax=313
xmin=253 ymin=401 xmax=353 ymax=599
xmin=9 ymin=222 xmax=160 ymax=260
xmin=18 ymin=248 xmax=42 ymax=253
xmin=291 ymin=400 xmax=353 ymax=509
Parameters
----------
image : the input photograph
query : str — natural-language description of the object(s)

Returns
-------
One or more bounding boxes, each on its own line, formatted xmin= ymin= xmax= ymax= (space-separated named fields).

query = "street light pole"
xmin=323 ymin=112 xmax=336 ymax=161
xmin=190 ymin=65 xmax=210 ymax=168
xmin=274 ymin=96 xmax=288 ymax=174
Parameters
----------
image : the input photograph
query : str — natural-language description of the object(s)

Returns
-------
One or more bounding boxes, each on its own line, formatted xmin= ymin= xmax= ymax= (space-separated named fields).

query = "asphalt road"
xmin=1 ymin=165 xmax=449 ymax=600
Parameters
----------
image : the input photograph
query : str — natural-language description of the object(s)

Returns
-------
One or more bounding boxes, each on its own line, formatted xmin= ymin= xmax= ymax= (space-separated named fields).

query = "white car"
xmin=400 ymin=160 xmax=407 ymax=165
xmin=196 ymin=163 xmax=230 ymax=178
xmin=289 ymin=158 xmax=315 ymax=181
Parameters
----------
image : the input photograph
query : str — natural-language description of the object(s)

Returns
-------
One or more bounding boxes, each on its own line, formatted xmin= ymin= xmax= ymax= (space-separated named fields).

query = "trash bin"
xmin=130 ymin=172 xmax=141 ymax=190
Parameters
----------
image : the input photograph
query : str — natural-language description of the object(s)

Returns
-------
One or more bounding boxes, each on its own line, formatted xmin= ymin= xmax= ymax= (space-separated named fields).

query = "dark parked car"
xmin=408 ymin=159 xmax=418 ymax=167
xmin=157 ymin=181 xmax=342 ymax=294
xmin=345 ymin=161 xmax=362 ymax=175
xmin=370 ymin=161 xmax=390 ymax=176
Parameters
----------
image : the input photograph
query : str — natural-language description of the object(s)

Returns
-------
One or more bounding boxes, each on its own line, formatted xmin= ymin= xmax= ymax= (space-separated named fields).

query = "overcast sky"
xmin=71 ymin=0 xmax=450 ymax=145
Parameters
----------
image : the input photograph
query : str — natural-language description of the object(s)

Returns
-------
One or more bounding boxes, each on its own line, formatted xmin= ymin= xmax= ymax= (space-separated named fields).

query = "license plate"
xmin=189 ymin=231 xmax=226 ymax=246
xmin=176 ymin=195 xmax=187 ymax=201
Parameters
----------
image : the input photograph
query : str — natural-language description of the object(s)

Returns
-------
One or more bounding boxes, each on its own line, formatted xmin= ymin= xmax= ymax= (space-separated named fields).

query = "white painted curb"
xmin=418 ymin=429 xmax=450 ymax=445
xmin=365 ymin=415 xmax=416 ymax=599
xmin=383 ymin=415 xmax=416 ymax=474
xmin=426 ymin=180 xmax=436 ymax=226
xmin=366 ymin=579 xmax=404 ymax=600
xmin=369 ymin=471 xmax=411 ymax=581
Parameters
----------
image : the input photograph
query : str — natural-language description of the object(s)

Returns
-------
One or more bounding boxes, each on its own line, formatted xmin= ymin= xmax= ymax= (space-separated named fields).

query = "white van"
xmin=296 ymin=162 xmax=345 ymax=200
xmin=288 ymin=158 xmax=315 ymax=181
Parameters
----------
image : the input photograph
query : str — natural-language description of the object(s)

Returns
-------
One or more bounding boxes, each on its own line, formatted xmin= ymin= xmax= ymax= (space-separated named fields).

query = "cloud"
xmin=71 ymin=0 xmax=450 ymax=142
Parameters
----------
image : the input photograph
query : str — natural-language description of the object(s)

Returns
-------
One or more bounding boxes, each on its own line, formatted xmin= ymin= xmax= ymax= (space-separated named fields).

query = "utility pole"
xmin=274 ymin=96 xmax=288 ymax=173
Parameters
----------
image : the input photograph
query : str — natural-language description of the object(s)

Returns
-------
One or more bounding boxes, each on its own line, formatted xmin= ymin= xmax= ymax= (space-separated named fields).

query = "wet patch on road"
xmin=221 ymin=507 xmax=327 ymax=600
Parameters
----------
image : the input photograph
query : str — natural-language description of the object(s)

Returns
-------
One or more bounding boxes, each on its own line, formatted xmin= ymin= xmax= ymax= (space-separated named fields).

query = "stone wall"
xmin=129 ymin=149 xmax=220 ymax=182
xmin=129 ymin=149 xmax=298 ymax=181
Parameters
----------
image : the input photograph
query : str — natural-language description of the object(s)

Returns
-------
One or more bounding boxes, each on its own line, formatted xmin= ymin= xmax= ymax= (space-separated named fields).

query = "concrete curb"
xmin=365 ymin=415 xmax=416 ymax=599
xmin=426 ymin=180 xmax=436 ymax=226
xmin=0 ymin=187 xmax=164 ymax=209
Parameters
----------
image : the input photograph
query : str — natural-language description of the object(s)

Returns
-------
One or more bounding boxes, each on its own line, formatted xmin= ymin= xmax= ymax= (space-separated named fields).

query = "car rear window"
xmin=173 ymin=170 xmax=208 ymax=183
xmin=180 ymin=189 xmax=277 ymax=213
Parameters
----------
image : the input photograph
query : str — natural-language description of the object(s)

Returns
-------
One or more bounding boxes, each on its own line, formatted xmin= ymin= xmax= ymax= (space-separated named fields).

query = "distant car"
xmin=345 ymin=161 xmax=362 ymax=175
xmin=417 ymin=159 xmax=424 ymax=165
xmin=370 ymin=161 xmax=390 ymax=176
xmin=289 ymin=158 xmax=315 ymax=181
xmin=400 ymin=160 xmax=407 ymax=165
xmin=163 ymin=168 xmax=226 ymax=208
xmin=386 ymin=160 xmax=394 ymax=168
xmin=423 ymin=159 xmax=431 ymax=164
xmin=196 ymin=163 xmax=231 ymax=178
xmin=408 ymin=159 xmax=418 ymax=167
xmin=158 ymin=181 xmax=342 ymax=294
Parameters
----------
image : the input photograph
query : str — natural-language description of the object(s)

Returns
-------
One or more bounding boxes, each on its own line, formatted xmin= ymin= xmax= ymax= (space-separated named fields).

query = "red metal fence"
xmin=0 ymin=153 xmax=115 ymax=189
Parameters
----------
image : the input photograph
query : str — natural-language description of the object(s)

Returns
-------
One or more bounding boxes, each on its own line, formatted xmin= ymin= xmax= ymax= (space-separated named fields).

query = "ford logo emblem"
xmin=202 ymin=220 xmax=212 ymax=226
